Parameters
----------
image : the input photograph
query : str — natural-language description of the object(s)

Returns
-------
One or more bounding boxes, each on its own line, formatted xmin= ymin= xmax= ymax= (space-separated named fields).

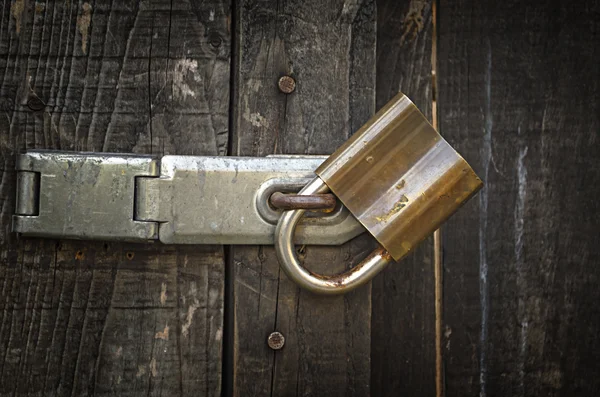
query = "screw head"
xmin=267 ymin=331 xmax=285 ymax=350
xmin=278 ymin=76 xmax=296 ymax=94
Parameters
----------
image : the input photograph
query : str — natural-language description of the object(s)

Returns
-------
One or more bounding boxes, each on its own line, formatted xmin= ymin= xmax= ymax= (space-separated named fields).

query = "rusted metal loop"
xmin=269 ymin=192 xmax=337 ymax=211
xmin=274 ymin=177 xmax=394 ymax=295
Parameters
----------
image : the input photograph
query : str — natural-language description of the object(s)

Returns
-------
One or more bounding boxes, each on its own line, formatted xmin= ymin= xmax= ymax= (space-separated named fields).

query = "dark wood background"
xmin=0 ymin=0 xmax=598 ymax=396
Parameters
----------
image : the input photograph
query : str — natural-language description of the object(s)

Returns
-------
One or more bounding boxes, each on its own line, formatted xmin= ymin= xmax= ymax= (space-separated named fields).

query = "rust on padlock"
xmin=315 ymin=92 xmax=483 ymax=262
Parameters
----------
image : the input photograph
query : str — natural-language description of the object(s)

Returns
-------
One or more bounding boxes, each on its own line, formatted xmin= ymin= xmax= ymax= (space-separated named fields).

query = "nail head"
xmin=278 ymin=76 xmax=296 ymax=94
xmin=209 ymin=33 xmax=222 ymax=48
xmin=268 ymin=331 xmax=285 ymax=350
xmin=27 ymin=97 xmax=45 ymax=111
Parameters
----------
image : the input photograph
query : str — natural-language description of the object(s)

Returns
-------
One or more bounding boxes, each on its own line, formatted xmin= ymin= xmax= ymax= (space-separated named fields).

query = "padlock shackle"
xmin=275 ymin=177 xmax=393 ymax=295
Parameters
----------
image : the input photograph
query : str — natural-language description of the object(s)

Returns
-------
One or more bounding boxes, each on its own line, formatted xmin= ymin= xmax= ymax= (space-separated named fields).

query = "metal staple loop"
xmin=269 ymin=192 xmax=337 ymax=211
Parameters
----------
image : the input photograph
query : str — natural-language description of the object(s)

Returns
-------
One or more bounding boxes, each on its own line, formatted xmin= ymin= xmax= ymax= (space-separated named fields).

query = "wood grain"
xmin=0 ymin=1 xmax=230 ymax=395
xmin=370 ymin=0 xmax=437 ymax=395
xmin=2 ymin=1 xmax=599 ymax=395
xmin=230 ymin=0 xmax=376 ymax=395
xmin=438 ymin=0 xmax=600 ymax=395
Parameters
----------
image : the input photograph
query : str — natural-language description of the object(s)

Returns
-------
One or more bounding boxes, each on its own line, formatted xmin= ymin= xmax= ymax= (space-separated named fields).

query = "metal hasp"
xmin=13 ymin=152 xmax=364 ymax=245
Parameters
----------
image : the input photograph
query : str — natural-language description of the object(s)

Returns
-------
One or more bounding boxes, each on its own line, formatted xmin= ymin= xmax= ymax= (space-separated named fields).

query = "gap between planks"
xmin=431 ymin=1 xmax=444 ymax=397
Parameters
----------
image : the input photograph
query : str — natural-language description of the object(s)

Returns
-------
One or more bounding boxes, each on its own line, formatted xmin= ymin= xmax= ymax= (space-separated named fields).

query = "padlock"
xmin=275 ymin=92 xmax=483 ymax=294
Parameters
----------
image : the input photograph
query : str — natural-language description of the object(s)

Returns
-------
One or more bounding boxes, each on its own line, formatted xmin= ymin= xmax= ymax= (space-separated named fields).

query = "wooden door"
xmin=1 ymin=1 xmax=598 ymax=396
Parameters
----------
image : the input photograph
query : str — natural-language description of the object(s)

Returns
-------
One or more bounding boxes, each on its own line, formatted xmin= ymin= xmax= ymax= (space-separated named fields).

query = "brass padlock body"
xmin=316 ymin=93 xmax=483 ymax=261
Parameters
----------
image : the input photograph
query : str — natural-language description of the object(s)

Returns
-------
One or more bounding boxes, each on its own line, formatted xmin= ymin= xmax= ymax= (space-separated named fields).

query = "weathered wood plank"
xmin=370 ymin=0 xmax=437 ymax=395
xmin=0 ymin=1 xmax=230 ymax=395
xmin=438 ymin=0 xmax=600 ymax=395
xmin=230 ymin=0 xmax=376 ymax=395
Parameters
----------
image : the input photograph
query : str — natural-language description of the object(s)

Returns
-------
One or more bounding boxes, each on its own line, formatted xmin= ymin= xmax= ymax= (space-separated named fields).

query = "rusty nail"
xmin=267 ymin=331 xmax=285 ymax=350
xmin=27 ymin=97 xmax=45 ymax=111
xmin=270 ymin=192 xmax=337 ymax=211
xmin=278 ymin=76 xmax=296 ymax=94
